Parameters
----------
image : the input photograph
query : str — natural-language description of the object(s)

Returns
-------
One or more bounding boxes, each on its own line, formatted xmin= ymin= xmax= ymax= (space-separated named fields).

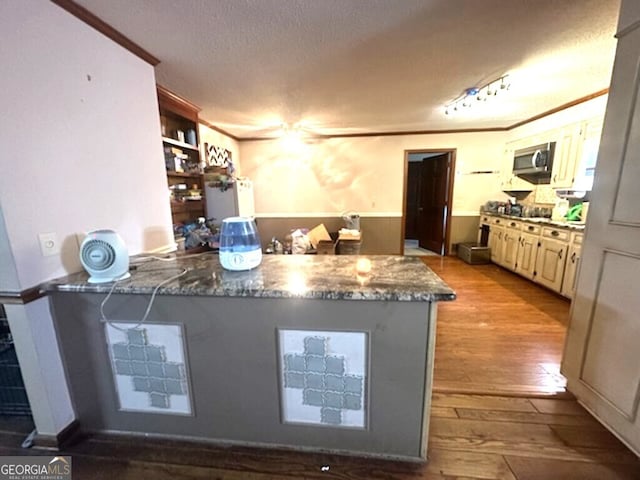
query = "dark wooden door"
xmin=419 ymin=153 xmax=450 ymax=253
xmin=404 ymin=162 xmax=421 ymax=239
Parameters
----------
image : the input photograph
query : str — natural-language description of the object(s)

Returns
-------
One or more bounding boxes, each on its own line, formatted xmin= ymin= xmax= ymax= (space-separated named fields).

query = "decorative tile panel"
xmin=279 ymin=330 xmax=367 ymax=428
xmin=105 ymin=322 xmax=192 ymax=415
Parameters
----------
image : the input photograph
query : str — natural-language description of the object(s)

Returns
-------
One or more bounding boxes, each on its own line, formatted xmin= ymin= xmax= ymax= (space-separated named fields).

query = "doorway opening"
xmin=0 ymin=304 xmax=33 ymax=422
xmin=402 ymin=149 xmax=455 ymax=256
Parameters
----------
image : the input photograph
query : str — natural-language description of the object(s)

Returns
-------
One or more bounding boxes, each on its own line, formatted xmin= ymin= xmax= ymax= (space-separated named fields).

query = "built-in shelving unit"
xmin=157 ymin=85 xmax=205 ymax=225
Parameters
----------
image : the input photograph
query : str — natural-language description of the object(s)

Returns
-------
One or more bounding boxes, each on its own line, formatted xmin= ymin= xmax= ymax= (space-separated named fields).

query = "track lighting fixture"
xmin=444 ymin=75 xmax=510 ymax=116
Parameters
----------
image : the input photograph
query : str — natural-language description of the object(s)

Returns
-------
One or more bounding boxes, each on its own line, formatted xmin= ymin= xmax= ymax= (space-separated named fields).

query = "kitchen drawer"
xmin=491 ymin=217 xmax=504 ymax=225
xmin=573 ymin=232 xmax=584 ymax=245
xmin=505 ymin=220 xmax=522 ymax=230
xmin=542 ymin=226 xmax=570 ymax=241
xmin=521 ymin=223 xmax=542 ymax=235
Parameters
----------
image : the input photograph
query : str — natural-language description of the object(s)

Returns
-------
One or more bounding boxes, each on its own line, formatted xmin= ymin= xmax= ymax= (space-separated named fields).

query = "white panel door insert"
xmin=279 ymin=329 xmax=367 ymax=429
xmin=105 ymin=322 xmax=192 ymax=415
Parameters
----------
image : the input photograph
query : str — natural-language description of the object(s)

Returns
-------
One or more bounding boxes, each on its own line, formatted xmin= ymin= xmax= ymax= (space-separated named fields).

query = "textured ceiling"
xmin=76 ymin=0 xmax=620 ymax=138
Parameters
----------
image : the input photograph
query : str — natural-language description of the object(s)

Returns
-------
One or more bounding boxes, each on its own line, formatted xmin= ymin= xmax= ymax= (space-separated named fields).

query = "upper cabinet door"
xmin=573 ymin=117 xmax=605 ymax=192
xmin=562 ymin=2 xmax=640 ymax=455
xmin=551 ymin=122 xmax=582 ymax=189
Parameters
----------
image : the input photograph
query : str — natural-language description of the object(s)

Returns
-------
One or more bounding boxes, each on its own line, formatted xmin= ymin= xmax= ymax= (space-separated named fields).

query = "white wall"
xmin=0 ymin=0 xmax=173 ymax=289
xmin=0 ymin=0 xmax=173 ymax=436
xmin=240 ymin=131 xmax=508 ymax=218
xmin=0 ymin=204 xmax=20 ymax=291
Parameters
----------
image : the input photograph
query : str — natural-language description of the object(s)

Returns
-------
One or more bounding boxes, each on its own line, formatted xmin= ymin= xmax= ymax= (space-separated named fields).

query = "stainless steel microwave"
xmin=513 ymin=142 xmax=556 ymax=175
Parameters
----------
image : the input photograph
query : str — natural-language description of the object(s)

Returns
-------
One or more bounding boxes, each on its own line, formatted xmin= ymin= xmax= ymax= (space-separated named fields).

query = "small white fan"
xmin=79 ymin=230 xmax=131 ymax=283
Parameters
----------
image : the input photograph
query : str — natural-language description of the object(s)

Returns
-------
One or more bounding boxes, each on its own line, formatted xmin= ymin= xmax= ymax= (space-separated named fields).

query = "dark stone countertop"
xmin=480 ymin=212 xmax=586 ymax=231
xmin=45 ymin=254 xmax=456 ymax=302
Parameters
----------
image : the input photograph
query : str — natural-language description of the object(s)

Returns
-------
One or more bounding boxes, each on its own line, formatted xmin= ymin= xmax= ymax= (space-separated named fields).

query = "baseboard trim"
xmin=34 ymin=420 xmax=81 ymax=450
xmin=432 ymin=386 xmax=574 ymax=400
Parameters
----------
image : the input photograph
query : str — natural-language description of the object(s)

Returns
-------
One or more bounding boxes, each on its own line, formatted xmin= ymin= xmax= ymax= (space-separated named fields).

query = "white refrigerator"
xmin=205 ymin=178 xmax=255 ymax=221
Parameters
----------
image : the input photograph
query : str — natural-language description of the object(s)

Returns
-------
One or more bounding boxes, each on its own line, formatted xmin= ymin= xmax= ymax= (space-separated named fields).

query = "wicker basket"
xmin=316 ymin=240 xmax=337 ymax=255
xmin=337 ymin=239 xmax=362 ymax=255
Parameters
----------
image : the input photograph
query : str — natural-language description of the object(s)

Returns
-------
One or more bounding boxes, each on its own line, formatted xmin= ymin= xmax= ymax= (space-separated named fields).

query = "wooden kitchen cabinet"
xmin=550 ymin=117 xmax=603 ymax=190
xmin=500 ymin=141 xmax=534 ymax=191
xmin=481 ymin=214 xmax=581 ymax=295
xmin=534 ymin=234 xmax=569 ymax=292
xmin=515 ymin=230 xmax=539 ymax=280
xmin=561 ymin=233 xmax=583 ymax=299
xmin=488 ymin=224 xmax=504 ymax=264
xmin=551 ymin=122 xmax=582 ymax=189
xmin=500 ymin=220 xmax=521 ymax=270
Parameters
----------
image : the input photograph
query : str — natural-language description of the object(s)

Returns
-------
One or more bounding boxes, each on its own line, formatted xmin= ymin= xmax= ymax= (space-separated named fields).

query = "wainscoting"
xmin=255 ymin=216 xmax=403 ymax=255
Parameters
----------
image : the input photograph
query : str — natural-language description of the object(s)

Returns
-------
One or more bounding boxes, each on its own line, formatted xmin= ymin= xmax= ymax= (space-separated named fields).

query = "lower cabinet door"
xmin=534 ymin=238 xmax=568 ymax=292
xmin=515 ymin=232 xmax=538 ymax=280
xmin=561 ymin=243 xmax=582 ymax=298
xmin=489 ymin=226 xmax=504 ymax=264
xmin=501 ymin=230 xmax=519 ymax=270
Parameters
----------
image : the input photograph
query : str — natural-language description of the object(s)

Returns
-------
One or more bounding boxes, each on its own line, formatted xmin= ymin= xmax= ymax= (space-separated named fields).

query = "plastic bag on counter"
xmin=342 ymin=211 xmax=360 ymax=230
xmin=290 ymin=229 xmax=311 ymax=254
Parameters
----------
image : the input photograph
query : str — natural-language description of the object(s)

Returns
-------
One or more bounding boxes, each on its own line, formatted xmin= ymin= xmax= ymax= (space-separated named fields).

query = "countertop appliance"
xmin=513 ymin=142 xmax=556 ymax=178
xmin=79 ymin=230 xmax=130 ymax=283
xmin=219 ymin=216 xmax=262 ymax=271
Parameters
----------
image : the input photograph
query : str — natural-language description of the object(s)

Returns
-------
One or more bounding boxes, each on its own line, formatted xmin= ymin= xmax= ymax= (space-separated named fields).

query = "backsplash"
xmin=510 ymin=185 xmax=557 ymax=207
xmin=532 ymin=185 xmax=557 ymax=205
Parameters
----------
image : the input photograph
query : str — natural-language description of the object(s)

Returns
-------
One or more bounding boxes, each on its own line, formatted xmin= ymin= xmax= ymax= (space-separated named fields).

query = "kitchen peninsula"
xmin=46 ymin=255 xmax=454 ymax=461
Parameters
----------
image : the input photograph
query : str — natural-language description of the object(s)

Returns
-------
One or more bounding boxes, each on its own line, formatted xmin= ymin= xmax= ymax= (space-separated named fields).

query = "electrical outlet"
xmin=38 ymin=232 xmax=60 ymax=257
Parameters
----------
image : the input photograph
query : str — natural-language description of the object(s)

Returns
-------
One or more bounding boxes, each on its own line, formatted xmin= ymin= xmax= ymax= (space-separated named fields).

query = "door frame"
xmin=401 ymin=149 xmax=456 ymax=255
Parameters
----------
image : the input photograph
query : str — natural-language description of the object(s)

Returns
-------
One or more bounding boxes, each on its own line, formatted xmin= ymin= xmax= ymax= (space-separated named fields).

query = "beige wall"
xmin=239 ymin=98 xmax=608 ymax=253
xmin=240 ymin=132 xmax=508 ymax=217
xmin=199 ymin=123 xmax=241 ymax=174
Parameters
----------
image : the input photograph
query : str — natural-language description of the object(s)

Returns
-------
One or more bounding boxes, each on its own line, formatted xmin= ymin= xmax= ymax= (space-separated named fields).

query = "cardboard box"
xmin=308 ymin=224 xmax=332 ymax=248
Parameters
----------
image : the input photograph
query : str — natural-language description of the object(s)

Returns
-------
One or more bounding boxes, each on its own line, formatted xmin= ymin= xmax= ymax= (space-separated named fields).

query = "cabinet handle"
xmin=571 ymin=252 xmax=576 ymax=263
xmin=510 ymin=222 xmax=516 ymax=227
xmin=496 ymin=219 xmax=500 ymax=224
xmin=551 ymin=230 xmax=559 ymax=237
xmin=558 ymin=250 xmax=563 ymax=260
xmin=553 ymin=174 xmax=557 ymax=182
xmin=528 ymin=226 xmax=534 ymax=231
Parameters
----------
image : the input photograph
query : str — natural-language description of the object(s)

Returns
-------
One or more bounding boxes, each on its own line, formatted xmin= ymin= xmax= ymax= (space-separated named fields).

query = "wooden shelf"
xmin=158 ymin=85 xmax=205 ymax=225
xmin=167 ymin=171 xmax=202 ymax=178
xmin=162 ymin=136 xmax=199 ymax=151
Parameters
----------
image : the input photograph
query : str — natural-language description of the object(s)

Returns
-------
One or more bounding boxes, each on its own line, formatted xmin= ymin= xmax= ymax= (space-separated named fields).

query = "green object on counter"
xmin=566 ymin=203 xmax=583 ymax=221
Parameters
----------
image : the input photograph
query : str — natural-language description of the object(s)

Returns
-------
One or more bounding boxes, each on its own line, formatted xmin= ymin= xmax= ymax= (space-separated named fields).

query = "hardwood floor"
xmin=2 ymin=393 xmax=638 ymax=479
xmin=1 ymin=257 xmax=637 ymax=478
xmin=422 ymin=256 xmax=570 ymax=396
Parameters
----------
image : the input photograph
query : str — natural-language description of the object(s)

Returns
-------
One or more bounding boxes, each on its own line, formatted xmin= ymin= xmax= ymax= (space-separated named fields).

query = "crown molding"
xmin=507 ymin=88 xmax=609 ymax=130
xmin=51 ymin=0 xmax=160 ymax=66
xmin=199 ymin=119 xmax=240 ymax=142
xmin=209 ymin=89 xmax=610 ymax=142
